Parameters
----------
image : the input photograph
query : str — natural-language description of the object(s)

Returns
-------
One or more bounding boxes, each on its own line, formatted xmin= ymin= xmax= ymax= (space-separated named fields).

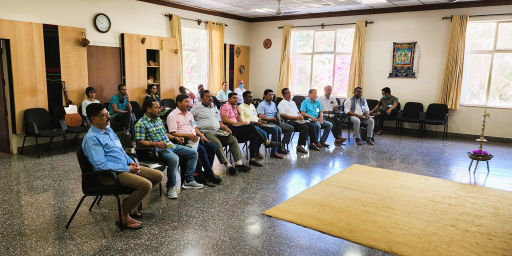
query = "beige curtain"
xmin=278 ymin=25 xmax=292 ymax=97
xmin=170 ymin=15 xmax=183 ymax=87
xmin=439 ymin=15 xmax=469 ymax=109
xmin=207 ymin=22 xmax=225 ymax=94
xmin=347 ymin=21 xmax=367 ymax=95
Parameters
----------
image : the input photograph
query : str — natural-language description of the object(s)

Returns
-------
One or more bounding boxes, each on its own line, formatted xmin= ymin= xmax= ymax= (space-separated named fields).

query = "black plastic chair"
xmin=275 ymin=97 xmax=283 ymax=107
xmin=292 ymin=95 xmax=306 ymax=110
xmin=130 ymin=101 xmax=143 ymax=120
xmin=66 ymin=146 xmax=139 ymax=231
xmin=161 ymin=99 xmax=176 ymax=109
xmin=212 ymin=96 xmax=221 ymax=109
xmin=366 ymin=99 xmax=379 ymax=113
xmin=397 ymin=102 xmax=424 ymax=137
xmin=66 ymin=105 xmax=90 ymax=146
xmin=21 ymin=108 xmax=68 ymax=158
xmin=420 ymin=103 xmax=449 ymax=140
xmin=252 ymin=98 xmax=262 ymax=108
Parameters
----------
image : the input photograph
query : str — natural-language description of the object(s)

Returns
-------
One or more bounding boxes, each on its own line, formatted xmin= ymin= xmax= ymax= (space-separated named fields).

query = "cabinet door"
xmin=234 ymin=45 xmax=250 ymax=90
xmin=146 ymin=36 xmax=160 ymax=50
xmin=160 ymin=37 xmax=179 ymax=101
xmin=123 ymin=33 xmax=147 ymax=105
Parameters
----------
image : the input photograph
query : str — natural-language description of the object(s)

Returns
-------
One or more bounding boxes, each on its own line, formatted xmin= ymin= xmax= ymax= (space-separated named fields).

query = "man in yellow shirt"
xmin=239 ymin=91 xmax=284 ymax=159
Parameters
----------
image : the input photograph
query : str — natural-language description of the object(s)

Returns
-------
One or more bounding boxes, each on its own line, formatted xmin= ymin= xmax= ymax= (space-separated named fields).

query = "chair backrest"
xmin=161 ymin=99 xmax=176 ymax=109
xmin=366 ymin=99 xmax=379 ymax=112
xmin=77 ymin=146 xmax=99 ymax=191
xmin=402 ymin=102 xmax=424 ymax=118
xmin=292 ymin=95 xmax=306 ymax=110
xmin=252 ymin=98 xmax=262 ymax=108
xmin=425 ymin=103 xmax=448 ymax=120
xmin=275 ymin=97 xmax=284 ymax=107
xmin=24 ymin=108 xmax=53 ymax=133
xmin=130 ymin=101 xmax=143 ymax=119
xmin=212 ymin=96 xmax=220 ymax=109
xmin=116 ymin=131 xmax=134 ymax=148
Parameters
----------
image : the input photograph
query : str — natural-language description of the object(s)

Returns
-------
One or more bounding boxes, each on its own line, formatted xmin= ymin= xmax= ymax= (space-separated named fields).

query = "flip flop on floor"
xmin=115 ymin=221 xmax=144 ymax=230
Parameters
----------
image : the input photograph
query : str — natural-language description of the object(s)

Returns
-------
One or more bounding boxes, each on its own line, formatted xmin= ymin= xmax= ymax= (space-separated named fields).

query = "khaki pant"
xmin=204 ymin=133 xmax=242 ymax=164
xmin=99 ymin=167 xmax=162 ymax=214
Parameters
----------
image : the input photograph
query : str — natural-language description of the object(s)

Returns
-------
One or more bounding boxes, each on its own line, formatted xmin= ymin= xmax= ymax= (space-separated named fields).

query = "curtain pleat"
xmin=278 ymin=25 xmax=292 ymax=97
xmin=207 ymin=22 xmax=225 ymax=95
xmin=347 ymin=21 xmax=367 ymax=95
xmin=170 ymin=15 xmax=183 ymax=88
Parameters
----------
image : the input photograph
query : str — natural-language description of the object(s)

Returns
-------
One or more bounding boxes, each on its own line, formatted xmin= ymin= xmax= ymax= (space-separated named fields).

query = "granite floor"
xmin=1 ymin=131 xmax=511 ymax=256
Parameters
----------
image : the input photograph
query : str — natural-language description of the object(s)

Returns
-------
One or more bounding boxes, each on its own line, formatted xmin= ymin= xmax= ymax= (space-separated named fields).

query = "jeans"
xmin=325 ymin=116 xmax=344 ymax=138
xmin=311 ymin=120 xmax=332 ymax=142
xmin=197 ymin=141 xmax=217 ymax=176
xmin=260 ymin=125 xmax=280 ymax=153
xmin=157 ymin=145 xmax=198 ymax=187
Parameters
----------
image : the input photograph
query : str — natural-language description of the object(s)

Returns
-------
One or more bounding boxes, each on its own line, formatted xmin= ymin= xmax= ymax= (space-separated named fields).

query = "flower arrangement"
xmin=471 ymin=150 xmax=489 ymax=156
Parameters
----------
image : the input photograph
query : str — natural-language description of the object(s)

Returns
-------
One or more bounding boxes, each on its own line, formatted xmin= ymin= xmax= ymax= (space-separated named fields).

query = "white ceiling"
xmin=162 ymin=0 xmax=484 ymax=18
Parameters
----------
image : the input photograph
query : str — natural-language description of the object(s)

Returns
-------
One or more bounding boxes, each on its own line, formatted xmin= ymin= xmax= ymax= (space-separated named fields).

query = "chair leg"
xmin=89 ymin=196 xmax=99 ymax=211
xmin=96 ymin=196 xmax=103 ymax=205
xmin=66 ymin=195 xmax=87 ymax=229
xmin=115 ymin=195 xmax=124 ymax=231
xmin=159 ymin=183 xmax=162 ymax=196
xmin=64 ymin=134 xmax=68 ymax=153
xmin=47 ymin=137 xmax=53 ymax=151
xmin=35 ymin=137 xmax=40 ymax=159
xmin=21 ymin=136 xmax=27 ymax=155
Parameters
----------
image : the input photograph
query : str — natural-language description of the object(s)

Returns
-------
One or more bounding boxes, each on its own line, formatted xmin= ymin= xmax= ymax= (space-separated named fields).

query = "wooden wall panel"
xmin=87 ymin=46 xmax=122 ymax=104
xmin=32 ymin=23 xmax=47 ymax=109
xmin=146 ymin=36 xmax=160 ymax=50
xmin=59 ymin=26 xmax=88 ymax=106
xmin=123 ymin=33 xmax=147 ymax=105
xmin=234 ymin=45 xmax=250 ymax=91
xmin=160 ymin=37 xmax=179 ymax=101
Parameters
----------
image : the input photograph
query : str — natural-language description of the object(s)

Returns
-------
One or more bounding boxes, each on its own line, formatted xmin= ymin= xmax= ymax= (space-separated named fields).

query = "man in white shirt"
xmin=278 ymin=88 xmax=318 ymax=153
xmin=318 ymin=85 xmax=347 ymax=146
xmin=344 ymin=87 xmax=375 ymax=146
xmin=234 ymin=80 xmax=246 ymax=105
xmin=216 ymin=82 xmax=231 ymax=105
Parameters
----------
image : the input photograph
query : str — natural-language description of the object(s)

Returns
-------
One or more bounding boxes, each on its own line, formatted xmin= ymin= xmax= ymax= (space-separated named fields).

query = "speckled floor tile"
xmin=1 ymin=131 xmax=511 ymax=255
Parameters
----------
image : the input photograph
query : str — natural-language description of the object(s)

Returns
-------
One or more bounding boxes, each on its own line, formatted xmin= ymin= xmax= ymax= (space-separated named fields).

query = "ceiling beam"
xmin=138 ymin=0 xmax=512 ymax=23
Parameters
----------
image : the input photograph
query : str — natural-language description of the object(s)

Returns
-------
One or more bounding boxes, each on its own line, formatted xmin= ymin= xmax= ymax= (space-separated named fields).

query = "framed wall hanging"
xmin=388 ymin=42 xmax=420 ymax=78
xmin=263 ymin=39 xmax=272 ymax=49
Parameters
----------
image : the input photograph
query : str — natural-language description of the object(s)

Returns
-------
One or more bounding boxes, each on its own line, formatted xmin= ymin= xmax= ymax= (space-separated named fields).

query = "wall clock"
xmin=94 ymin=13 xmax=111 ymax=33
xmin=263 ymin=39 xmax=272 ymax=49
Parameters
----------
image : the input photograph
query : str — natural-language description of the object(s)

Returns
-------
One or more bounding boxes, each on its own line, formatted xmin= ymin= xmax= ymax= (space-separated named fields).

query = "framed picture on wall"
xmin=388 ymin=42 xmax=420 ymax=78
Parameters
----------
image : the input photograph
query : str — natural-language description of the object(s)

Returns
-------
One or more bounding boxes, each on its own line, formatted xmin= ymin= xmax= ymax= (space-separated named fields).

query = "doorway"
xmin=0 ymin=40 xmax=11 ymax=153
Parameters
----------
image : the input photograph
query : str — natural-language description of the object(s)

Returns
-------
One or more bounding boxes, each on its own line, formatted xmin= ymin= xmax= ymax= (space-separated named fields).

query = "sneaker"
xmin=182 ymin=180 xmax=204 ymax=189
xmin=205 ymin=174 xmax=222 ymax=184
xmin=227 ymin=166 xmax=238 ymax=175
xmin=167 ymin=187 xmax=178 ymax=199
xmin=235 ymin=164 xmax=251 ymax=172
xmin=249 ymin=160 xmax=263 ymax=167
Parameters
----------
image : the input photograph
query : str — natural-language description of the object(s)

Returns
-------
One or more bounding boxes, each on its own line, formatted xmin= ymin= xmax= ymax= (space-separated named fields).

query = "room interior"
xmin=0 ymin=0 xmax=511 ymax=255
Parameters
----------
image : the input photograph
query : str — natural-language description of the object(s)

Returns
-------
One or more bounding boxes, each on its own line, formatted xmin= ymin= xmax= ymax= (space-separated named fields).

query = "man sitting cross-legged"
xmin=317 ymin=85 xmax=348 ymax=146
xmin=190 ymin=90 xmax=251 ymax=175
xmin=167 ymin=94 xmax=222 ymax=186
xmin=135 ymin=99 xmax=203 ymax=199
xmin=300 ymin=89 xmax=333 ymax=148
xmin=257 ymin=89 xmax=293 ymax=153
xmin=83 ymin=103 xmax=163 ymax=230
xmin=220 ymin=93 xmax=281 ymax=167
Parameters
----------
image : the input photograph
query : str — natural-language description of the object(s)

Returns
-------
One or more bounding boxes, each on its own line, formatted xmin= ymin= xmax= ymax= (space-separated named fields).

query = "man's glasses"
xmin=96 ymin=113 xmax=110 ymax=118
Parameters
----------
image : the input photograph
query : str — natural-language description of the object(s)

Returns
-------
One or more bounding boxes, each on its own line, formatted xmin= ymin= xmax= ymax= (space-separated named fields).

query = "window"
xmin=462 ymin=21 xmax=512 ymax=108
xmin=291 ymin=28 xmax=355 ymax=97
xmin=182 ymin=28 xmax=207 ymax=93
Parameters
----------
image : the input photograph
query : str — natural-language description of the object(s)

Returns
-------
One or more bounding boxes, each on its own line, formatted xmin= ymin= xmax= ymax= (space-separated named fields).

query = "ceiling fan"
xmin=275 ymin=0 xmax=301 ymax=16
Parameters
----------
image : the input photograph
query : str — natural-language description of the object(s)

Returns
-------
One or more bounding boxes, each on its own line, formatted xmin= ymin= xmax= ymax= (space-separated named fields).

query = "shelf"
xmin=148 ymin=83 xmax=159 ymax=85
xmin=147 ymin=66 xmax=159 ymax=68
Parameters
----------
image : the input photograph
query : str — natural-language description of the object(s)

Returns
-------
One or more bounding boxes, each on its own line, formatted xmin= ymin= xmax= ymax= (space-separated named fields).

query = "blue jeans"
xmin=198 ymin=141 xmax=217 ymax=176
xmin=260 ymin=126 xmax=280 ymax=153
xmin=255 ymin=126 xmax=268 ymax=152
xmin=312 ymin=120 xmax=333 ymax=142
xmin=157 ymin=145 xmax=198 ymax=187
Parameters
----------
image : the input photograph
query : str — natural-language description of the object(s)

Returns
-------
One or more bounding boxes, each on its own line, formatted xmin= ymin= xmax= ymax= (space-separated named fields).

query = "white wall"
xmin=0 ymin=0 xmax=250 ymax=153
xmin=248 ymin=6 xmax=512 ymax=139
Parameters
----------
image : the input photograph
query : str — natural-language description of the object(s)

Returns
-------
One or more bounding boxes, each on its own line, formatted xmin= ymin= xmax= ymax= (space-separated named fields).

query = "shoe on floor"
xmin=227 ymin=166 xmax=238 ymax=175
xmin=205 ymin=174 xmax=222 ymax=184
xmin=182 ymin=180 xmax=204 ymax=189
xmin=167 ymin=187 xmax=178 ymax=199
xmin=277 ymin=148 xmax=289 ymax=154
xmin=309 ymin=144 xmax=320 ymax=151
xmin=270 ymin=152 xmax=283 ymax=159
xmin=356 ymin=138 xmax=363 ymax=146
xmin=319 ymin=141 xmax=329 ymax=147
xmin=249 ymin=160 xmax=263 ymax=167
xmin=296 ymin=146 xmax=308 ymax=153
xmin=256 ymin=152 xmax=264 ymax=159
xmin=366 ymin=138 xmax=375 ymax=146
xmin=235 ymin=164 xmax=251 ymax=172
xmin=265 ymin=141 xmax=281 ymax=148
xmin=375 ymin=130 xmax=383 ymax=135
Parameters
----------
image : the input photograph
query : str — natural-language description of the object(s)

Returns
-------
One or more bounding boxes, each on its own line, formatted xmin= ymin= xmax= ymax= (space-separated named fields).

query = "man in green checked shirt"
xmin=135 ymin=99 xmax=203 ymax=199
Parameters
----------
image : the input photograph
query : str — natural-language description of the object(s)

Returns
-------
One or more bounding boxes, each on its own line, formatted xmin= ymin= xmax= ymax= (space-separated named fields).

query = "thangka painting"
xmin=389 ymin=42 xmax=417 ymax=78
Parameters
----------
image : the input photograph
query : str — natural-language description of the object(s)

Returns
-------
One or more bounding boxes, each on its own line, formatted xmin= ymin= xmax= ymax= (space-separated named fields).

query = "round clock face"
xmin=94 ymin=13 xmax=111 ymax=33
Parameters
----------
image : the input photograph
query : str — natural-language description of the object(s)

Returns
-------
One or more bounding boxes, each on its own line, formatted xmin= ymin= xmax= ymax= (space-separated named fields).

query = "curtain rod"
xmin=164 ymin=14 xmax=228 ymax=26
xmin=442 ymin=13 xmax=512 ymax=20
xmin=278 ymin=21 xmax=374 ymax=29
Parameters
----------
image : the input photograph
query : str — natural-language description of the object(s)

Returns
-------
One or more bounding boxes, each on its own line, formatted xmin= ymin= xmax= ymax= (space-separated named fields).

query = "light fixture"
xmin=358 ymin=0 xmax=388 ymax=3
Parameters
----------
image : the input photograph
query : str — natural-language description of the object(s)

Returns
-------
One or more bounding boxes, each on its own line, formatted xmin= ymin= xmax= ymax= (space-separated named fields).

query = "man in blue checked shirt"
xmin=135 ymin=99 xmax=202 ymax=200
xmin=83 ymin=103 xmax=163 ymax=230
xmin=256 ymin=89 xmax=293 ymax=151
xmin=300 ymin=89 xmax=333 ymax=148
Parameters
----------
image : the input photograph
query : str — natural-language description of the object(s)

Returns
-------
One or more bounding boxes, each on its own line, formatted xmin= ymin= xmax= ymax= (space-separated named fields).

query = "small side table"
xmin=467 ymin=152 xmax=493 ymax=173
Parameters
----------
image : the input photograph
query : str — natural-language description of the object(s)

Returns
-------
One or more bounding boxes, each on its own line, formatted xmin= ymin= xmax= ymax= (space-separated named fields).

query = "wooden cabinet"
xmin=225 ymin=44 xmax=250 ymax=91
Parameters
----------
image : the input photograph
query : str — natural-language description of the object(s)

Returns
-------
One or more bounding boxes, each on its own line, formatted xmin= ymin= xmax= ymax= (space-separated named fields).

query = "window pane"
xmin=496 ymin=23 xmax=512 ymax=50
xmin=488 ymin=53 xmax=512 ymax=106
xmin=333 ymin=55 xmax=351 ymax=97
xmin=293 ymin=31 xmax=314 ymax=53
xmin=466 ymin=22 xmax=496 ymax=51
xmin=336 ymin=29 xmax=354 ymax=52
xmin=292 ymin=55 xmax=312 ymax=95
xmin=311 ymin=55 xmax=334 ymax=90
xmin=314 ymin=31 xmax=335 ymax=52
xmin=465 ymin=54 xmax=492 ymax=105
xmin=183 ymin=52 xmax=201 ymax=88
xmin=183 ymin=28 xmax=201 ymax=50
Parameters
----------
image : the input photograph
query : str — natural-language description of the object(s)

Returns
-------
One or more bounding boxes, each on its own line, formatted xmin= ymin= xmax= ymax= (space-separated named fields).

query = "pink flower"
xmin=471 ymin=150 xmax=489 ymax=155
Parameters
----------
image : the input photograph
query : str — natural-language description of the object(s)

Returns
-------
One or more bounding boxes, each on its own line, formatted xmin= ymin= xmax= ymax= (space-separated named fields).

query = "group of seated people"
xmin=80 ymin=81 xmax=398 ymax=230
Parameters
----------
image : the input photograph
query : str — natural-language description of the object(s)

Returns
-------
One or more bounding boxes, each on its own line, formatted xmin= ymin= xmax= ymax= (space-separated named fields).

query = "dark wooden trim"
xmin=138 ymin=0 xmax=512 ymax=23
xmin=138 ymin=0 xmax=251 ymax=22
xmin=249 ymin=0 xmax=512 ymax=22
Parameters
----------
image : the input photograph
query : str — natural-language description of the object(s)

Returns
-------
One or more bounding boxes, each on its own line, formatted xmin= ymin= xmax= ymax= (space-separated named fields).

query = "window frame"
xmin=291 ymin=27 xmax=354 ymax=97
xmin=181 ymin=27 xmax=208 ymax=93
xmin=462 ymin=20 xmax=512 ymax=109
